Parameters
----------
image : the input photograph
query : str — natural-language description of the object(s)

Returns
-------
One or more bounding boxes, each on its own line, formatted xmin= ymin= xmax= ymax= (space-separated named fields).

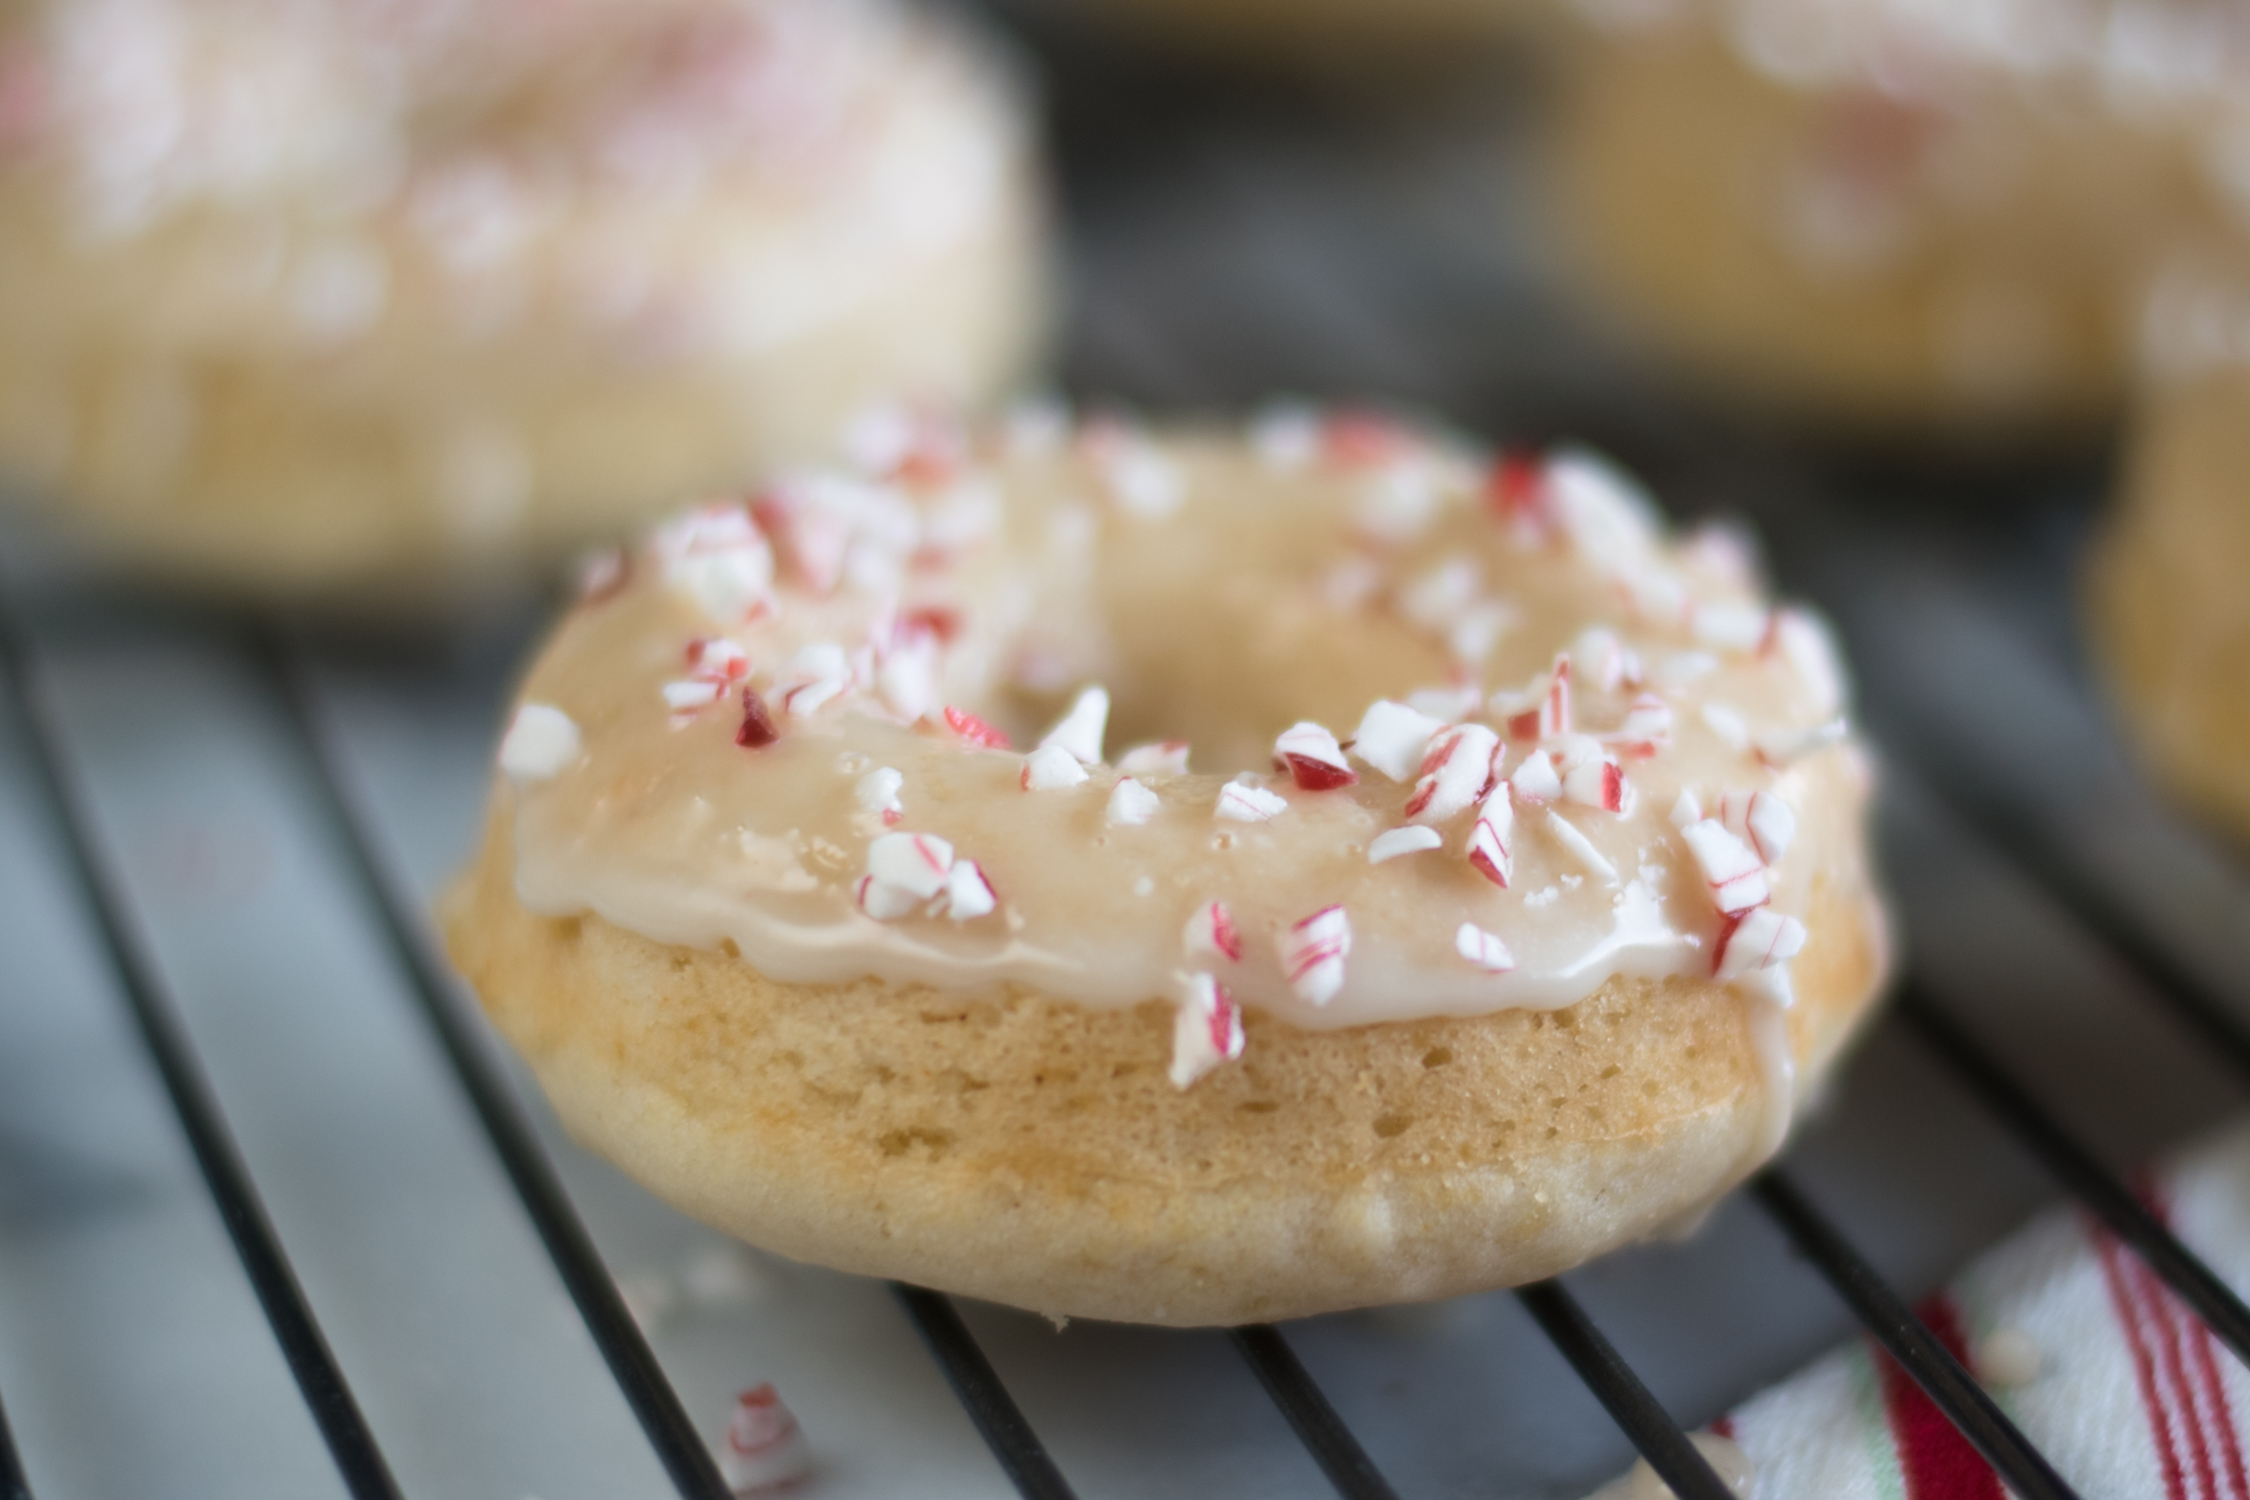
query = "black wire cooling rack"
xmin=6 ymin=18 xmax=2250 ymax=1500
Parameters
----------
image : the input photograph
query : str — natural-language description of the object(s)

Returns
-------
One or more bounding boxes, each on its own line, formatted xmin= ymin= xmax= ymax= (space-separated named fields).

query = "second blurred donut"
xmin=1551 ymin=0 xmax=2250 ymax=442
xmin=0 ymin=0 xmax=1051 ymax=600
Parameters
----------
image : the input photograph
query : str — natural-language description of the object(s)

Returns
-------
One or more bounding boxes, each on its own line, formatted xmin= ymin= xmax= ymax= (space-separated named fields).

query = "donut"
xmin=1550 ymin=0 xmax=2250 ymax=438
xmin=0 ymin=0 xmax=1048 ymax=598
xmin=2090 ymin=263 xmax=2250 ymax=844
xmin=442 ymin=405 xmax=1891 ymax=1325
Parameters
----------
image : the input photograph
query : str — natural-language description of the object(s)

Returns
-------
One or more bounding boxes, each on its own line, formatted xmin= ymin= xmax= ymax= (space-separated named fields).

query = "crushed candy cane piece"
xmin=1756 ymin=717 xmax=1848 ymax=766
xmin=1467 ymin=787 xmax=1515 ymax=887
xmin=1509 ymin=748 xmax=1562 ymax=803
xmin=1117 ymin=740 xmax=1191 ymax=776
xmin=1368 ymin=825 xmax=1444 ymax=864
xmin=663 ymin=678 xmax=724 ymax=713
xmin=1680 ymin=819 xmax=1770 ymax=914
xmin=1691 ymin=601 xmax=1770 ymax=653
xmin=867 ymin=832 xmax=954 ymax=899
xmin=1544 ymin=448 xmax=1661 ymax=561
xmin=499 ymin=704 xmax=580 ymax=782
xmin=1560 ymin=748 xmax=1628 ymax=813
xmin=1274 ymin=722 xmax=1358 ymax=790
xmin=1406 ymin=723 xmax=1500 ymax=824
xmin=1107 ymin=776 xmax=1160 ymax=826
xmin=1608 ymin=693 xmax=1673 ymax=756
xmin=1700 ymin=702 xmax=1751 ymax=751
xmin=1170 ymin=972 xmax=1244 ymax=1089
xmin=1350 ymin=700 xmax=1445 ymax=782
xmin=1715 ymin=906 xmax=1807 ymax=980
xmin=855 ymin=767 xmax=905 ymax=824
xmin=854 ymin=874 xmax=920 ymax=921
xmin=652 ymin=503 xmax=774 ymax=623
xmin=1449 ymin=603 xmax=1515 ymax=663
xmin=1545 ymin=810 xmax=1619 ymax=882
xmin=1719 ymin=789 xmax=1796 ymax=864
xmin=940 ymin=859 xmax=997 ymax=922
xmin=876 ymin=632 xmax=940 ymax=723
xmin=736 ymin=689 xmax=779 ymax=748
xmin=1487 ymin=451 xmax=1548 ymax=530
xmin=1772 ymin=608 xmax=1846 ymax=718
xmin=779 ymin=643 xmax=852 ymax=718
xmin=1455 ymin=922 xmax=1517 ymax=973
xmin=1671 ymin=789 xmax=1704 ymax=829
xmin=1277 ymin=906 xmax=1352 ymax=1007
xmin=1183 ymin=900 xmax=1243 ymax=963
xmin=1354 ymin=463 xmax=1441 ymax=543
xmin=721 ymin=1384 xmax=812 ymax=1496
xmin=686 ymin=637 xmax=749 ymax=681
xmin=1655 ymin=651 xmax=1720 ymax=687
xmin=1506 ymin=656 xmax=1572 ymax=740
xmin=1215 ymin=777 xmax=1288 ymax=822
xmin=1039 ymin=686 xmax=1110 ymax=765
xmin=942 ymin=705 xmax=1011 ymax=749
xmin=1021 ymin=744 xmax=1090 ymax=790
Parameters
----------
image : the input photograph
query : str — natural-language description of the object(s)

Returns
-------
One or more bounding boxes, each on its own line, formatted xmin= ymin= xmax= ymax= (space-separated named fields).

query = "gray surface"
xmin=6 ymin=21 xmax=2250 ymax=1500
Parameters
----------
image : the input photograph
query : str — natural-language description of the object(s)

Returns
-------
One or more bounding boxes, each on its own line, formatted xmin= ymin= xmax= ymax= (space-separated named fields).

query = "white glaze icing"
xmin=500 ymin=411 xmax=1875 ymax=1081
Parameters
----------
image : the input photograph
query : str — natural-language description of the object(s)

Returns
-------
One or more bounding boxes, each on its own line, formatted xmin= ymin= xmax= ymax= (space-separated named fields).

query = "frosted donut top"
xmin=0 ymin=0 xmax=1022 ymax=363
xmin=496 ymin=407 xmax=1874 ymax=1086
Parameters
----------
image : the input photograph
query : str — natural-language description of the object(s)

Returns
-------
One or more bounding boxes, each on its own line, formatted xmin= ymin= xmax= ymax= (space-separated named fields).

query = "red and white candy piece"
xmin=1215 ymin=778 xmax=1288 ymax=823
xmin=1183 ymin=900 xmax=1243 ymax=963
xmin=499 ymin=704 xmax=580 ymax=783
xmin=1554 ymin=737 xmax=1629 ymax=814
xmin=1405 ymin=723 xmax=1500 ymax=824
xmin=1169 ymin=972 xmax=1245 ymax=1090
xmin=1690 ymin=601 xmax=1770 ymax=654
xmin=1770 ymin=607 xmax=1846 ymax=718
xmin=1570 ymin=627 xmax=1635 ymax=694
xmin=1714 ymin=907 xmax=1807 ymax=982
xmin=940 ymin=859 xmax=997 ymax=922
xmin=577 ymin=546 xmax=627 ymax=603
xmin=1680 ymin=819 xmax=1770 ymax=914
xmin=737 ymin=689 xmax=780 ymax=749
xmin=1606 ymin=693 xmax=1673 ymax=757
xmin=942 ymin=705 xmax=1011 ymax=749
xmin=1107 ymin=776 xmax=1159 ymax=826
xmin=1276 ymin=905 xmax=1352 ymax=1007
xmin=1545 ymin=810 xmax=1618 ymax=882
xmin=1717 ymin=789 xmax=1796 ymax=865
xmin=1039 ymin=686 xmax=1110 ymax=765
xmin=1118 ymin=740 xmax=1191 ymax=776
xmin=853 ymin=875 xmax=921 ymax=921
xmin=720 ymin=1383 xmax=812 ymax=1496
xmin=855 ymin=767 xmax=905 ymax=825
xmin=663 ymin=678 xmax=725 ymax=715
xmin=1455 ymin=922 xmax=1517 ymax=973
xmin=1350 ymin=699 xmax=1446 ymax=782
xmin=652 ymin=502 xmax=774 ymax=624
xmin=1505 ymin=655 xmax=1571 ymax=740
xmin=1467 ymin=786 xmax=1515 ymax=888
xmin=778 ymin=643 xmax=852 ymax=718
xmin=1755 ymin=718 xmax=1848 ymax=767
xmin=1406 ymin=684 xmax=1481 ymax=722
xmin=1450 ymin=603 xmax=1516 ymax=665
xmin=1353 ymin=462 xmax=1441 ymax=544
xmin=687 ymin=637 xmax=750 ymax=681
xmin=1508 ymin=748 xmax=1562 ymax=803
xmin=1091 ymin=431 xmax=1186 ymax=519
xmin=1021 ymin=744 xmax=1090 ymax=791
xmin=1397 ymin=555 xmax=1480 ymax=634
xmin=1274 ymin=722 xmax=1358 ymax=790
xmin=1367 ymin=825 xmax=1444 ymax=864
xmin=876 ymin=629 xmax=940 ymax=724
xmin=866 ymin=832 xmax=954 ymax=900
xmin=1700 ymin=702 xmax=1751 ymax=752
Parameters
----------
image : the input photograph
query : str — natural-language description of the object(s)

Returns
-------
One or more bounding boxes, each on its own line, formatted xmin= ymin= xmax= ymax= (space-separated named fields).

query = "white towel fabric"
xmin=1591 ymin=1118 xmax=2250 ymax=1499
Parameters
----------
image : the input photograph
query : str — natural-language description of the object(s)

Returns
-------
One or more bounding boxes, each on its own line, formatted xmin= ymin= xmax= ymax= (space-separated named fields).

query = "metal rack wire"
xmin=5 ymin=22 xmax=2250 ymax=1500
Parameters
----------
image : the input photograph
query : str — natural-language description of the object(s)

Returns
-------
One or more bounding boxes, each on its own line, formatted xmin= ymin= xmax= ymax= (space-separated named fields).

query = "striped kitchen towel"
xmin=1602 ymin=1118 xmax=2250 ymax=1499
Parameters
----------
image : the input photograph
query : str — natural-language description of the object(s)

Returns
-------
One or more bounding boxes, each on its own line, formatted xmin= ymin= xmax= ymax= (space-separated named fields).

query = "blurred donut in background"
xmin=0 ymin=0 xmax=1051 ymax=601
xmin=1019 ymin=0 xmax=1557 ymax=70
xmin=1549 ymin=0 xmax=2250 ymax=444
xmin=2089 ymin=260 xmax=2250 ymax=844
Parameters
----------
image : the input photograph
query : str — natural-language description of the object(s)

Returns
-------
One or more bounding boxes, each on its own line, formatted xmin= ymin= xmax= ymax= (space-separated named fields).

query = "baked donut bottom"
xmin=2089 ymin=370 xmax=2250 ymax=845
xmin=0 ymin=186 xmax=1048 ymax=609
xmin=1550 ymin=22 xmax=2158 ymax=443
xmin=446 ymin=799 xmax=1887 ymax=1326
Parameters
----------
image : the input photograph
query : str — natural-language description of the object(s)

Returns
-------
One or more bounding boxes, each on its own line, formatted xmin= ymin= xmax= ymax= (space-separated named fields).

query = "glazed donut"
xmin=0 ymin=0 xmax=1048 ymax=597
xmin=1551 ymin=0 xmax=2250 ymax=438
xmin=2090 ymin=264 xmax=2250 ymax=844
xmin=443 ymin=405 xmax=1891 ymax=1326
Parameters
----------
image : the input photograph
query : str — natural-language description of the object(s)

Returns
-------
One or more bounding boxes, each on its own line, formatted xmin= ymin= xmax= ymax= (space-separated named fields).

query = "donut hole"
xmin=1020 ymin=516 xmax=1456 ymax=776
